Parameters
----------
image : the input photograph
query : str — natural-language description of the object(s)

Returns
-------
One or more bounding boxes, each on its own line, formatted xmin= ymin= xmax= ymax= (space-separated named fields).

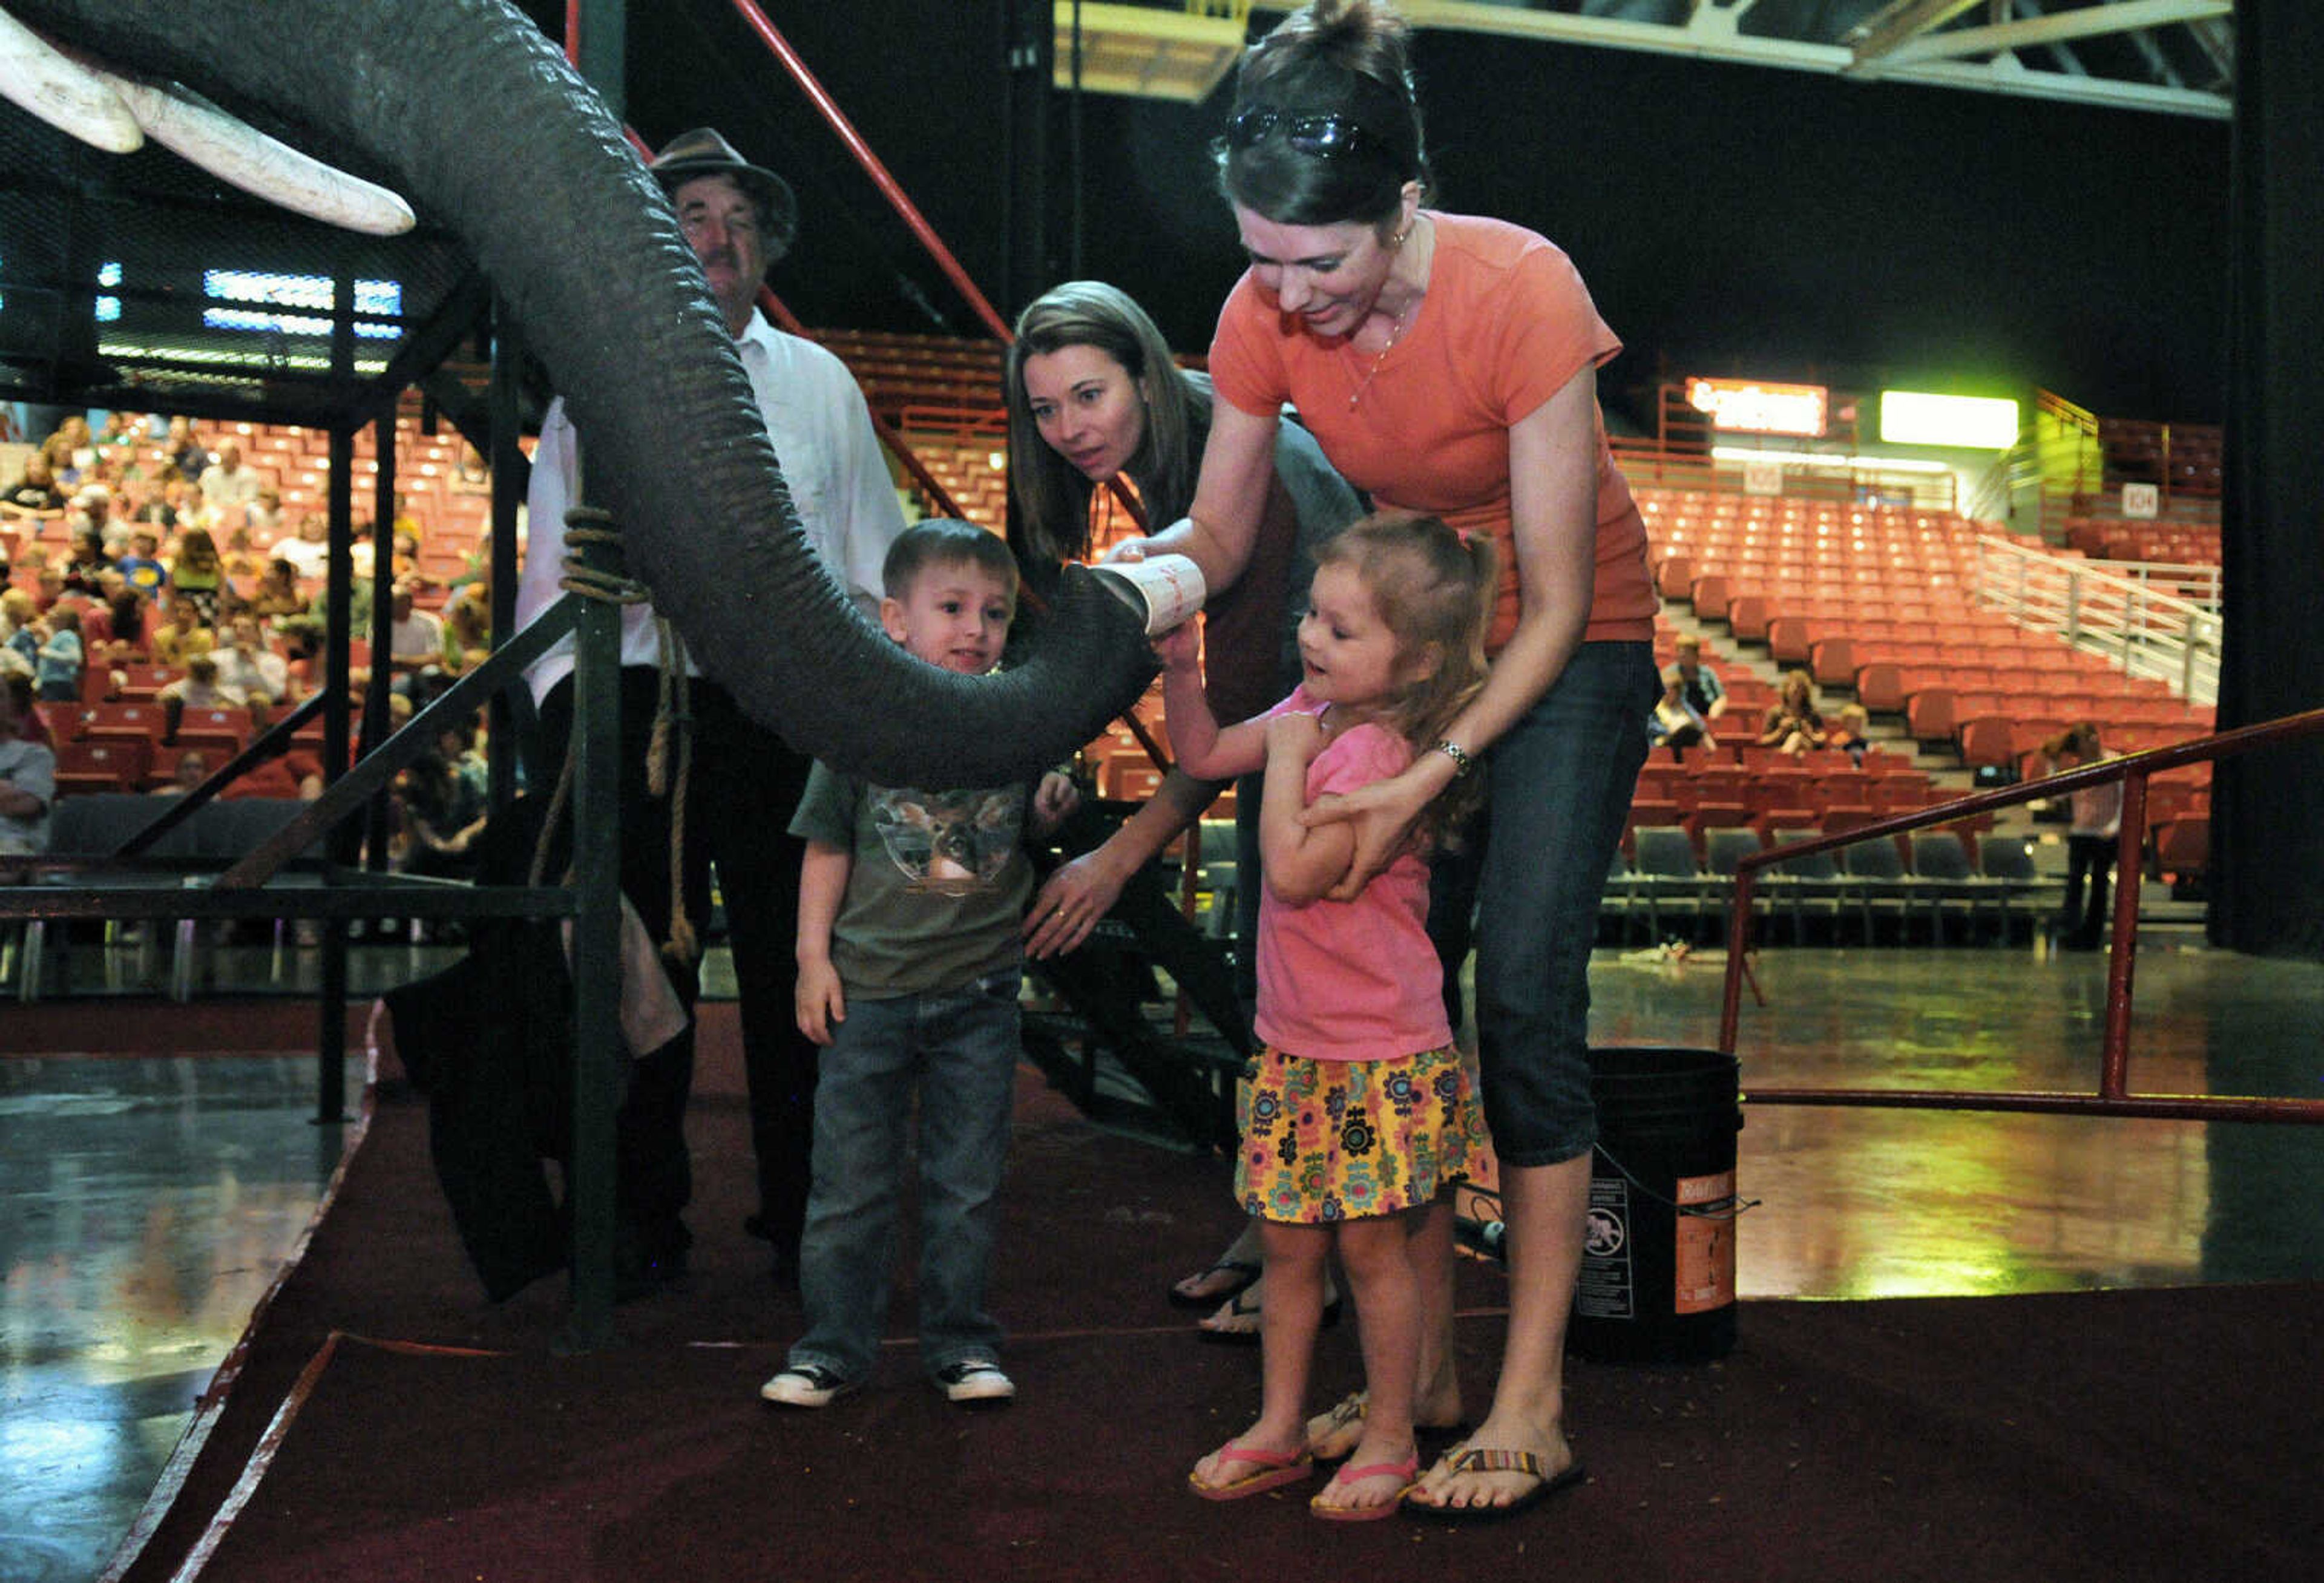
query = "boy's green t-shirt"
xmin=789 ymin=762 xmax=1033 ymax=1000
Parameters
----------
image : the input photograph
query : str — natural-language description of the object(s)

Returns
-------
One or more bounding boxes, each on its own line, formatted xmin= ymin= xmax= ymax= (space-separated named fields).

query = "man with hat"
xmin=516 ymin=128 xmax=906 ymax=1295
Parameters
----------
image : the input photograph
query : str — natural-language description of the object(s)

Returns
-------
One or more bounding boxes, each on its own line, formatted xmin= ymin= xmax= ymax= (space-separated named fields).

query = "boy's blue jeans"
xmin=786 ymin=966 xmax=1022 ymax=1385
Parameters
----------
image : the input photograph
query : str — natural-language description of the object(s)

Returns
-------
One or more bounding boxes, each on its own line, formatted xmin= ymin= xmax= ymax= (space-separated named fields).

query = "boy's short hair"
xmin=881 ymin=519 xmax=1017 ymax=600
xmin=186 ymin=653 xmax=218 ymax=682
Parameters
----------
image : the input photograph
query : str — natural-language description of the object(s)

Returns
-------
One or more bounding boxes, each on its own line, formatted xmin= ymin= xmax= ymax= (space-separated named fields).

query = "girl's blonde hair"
xmin=1311 ymin=511 xmax=1494 ymax=834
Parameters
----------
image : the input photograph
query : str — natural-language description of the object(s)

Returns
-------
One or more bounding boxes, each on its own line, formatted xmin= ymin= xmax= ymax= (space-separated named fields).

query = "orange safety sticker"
xmin=1673 ymin=1169 xmax=1736 ymax=1314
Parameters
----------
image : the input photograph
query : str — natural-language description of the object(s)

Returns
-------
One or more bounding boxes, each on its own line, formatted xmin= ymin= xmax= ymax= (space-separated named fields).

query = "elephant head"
xmin=6 ymin=0 xmax=1157 ymax=787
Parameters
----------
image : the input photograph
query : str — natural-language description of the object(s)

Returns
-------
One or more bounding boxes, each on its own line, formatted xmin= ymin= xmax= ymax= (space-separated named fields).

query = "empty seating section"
xmin=1626 ymin=482 xmax=2221 ymax=942
xmin=812 ymin=329 xmax=1006 ymax=423
xmin=906 ymin=434 xmax=1010 ymax=533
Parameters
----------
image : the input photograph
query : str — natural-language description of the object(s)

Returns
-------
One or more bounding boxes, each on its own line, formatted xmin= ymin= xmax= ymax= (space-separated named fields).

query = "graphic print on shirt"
xmin=869 ymin=787 xmax=1023 ymax=895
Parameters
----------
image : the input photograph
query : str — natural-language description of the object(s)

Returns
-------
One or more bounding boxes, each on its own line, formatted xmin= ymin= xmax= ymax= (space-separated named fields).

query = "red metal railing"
xmin=1718 ymin=706 xmax=2324 ymax=1124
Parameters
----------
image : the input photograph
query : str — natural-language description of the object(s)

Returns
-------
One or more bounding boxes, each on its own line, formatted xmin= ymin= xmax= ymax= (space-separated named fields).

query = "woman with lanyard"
xmin=1115 ymin=0 xmax=1657 ymax=1519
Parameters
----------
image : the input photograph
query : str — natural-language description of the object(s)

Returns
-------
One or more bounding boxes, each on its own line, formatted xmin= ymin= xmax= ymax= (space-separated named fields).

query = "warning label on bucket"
xmin=1575 ymin=1176 xmax=1633 ymax=1319
xmin=1673 ymin=1170 xmax=1737 ymax=1315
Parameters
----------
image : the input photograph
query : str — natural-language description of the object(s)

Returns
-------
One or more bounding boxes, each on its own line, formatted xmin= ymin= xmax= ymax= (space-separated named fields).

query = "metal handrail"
xmin=1716 ymin=706 xmax=2324 ymax=1124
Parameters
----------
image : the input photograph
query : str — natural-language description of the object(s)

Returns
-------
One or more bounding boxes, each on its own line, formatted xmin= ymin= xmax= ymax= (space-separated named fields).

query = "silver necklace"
xmin=1348 ymin=226 xmax=1416 ymax=410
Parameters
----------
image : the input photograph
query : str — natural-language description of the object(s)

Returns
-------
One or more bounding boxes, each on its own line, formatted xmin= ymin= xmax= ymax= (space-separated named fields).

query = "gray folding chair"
xmin=1909 ymin=831 xmax=2000 ymax=945
xmin=1764 ymin=828 xmax=1845 ymax=946
xmin=1630 ymin=825 xmax=1705 ymax=945
xmin=1837 ymin=834 xmax=1912 ymax=945
xmin=1705 ymin=826 xmax=1767 ymax=945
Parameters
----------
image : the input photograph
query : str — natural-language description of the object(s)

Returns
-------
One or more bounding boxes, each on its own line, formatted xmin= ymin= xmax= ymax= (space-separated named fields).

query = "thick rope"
xmin=527 ymin=507 xmax=699 ymax=965
xmin=648 ymin=614 xmax=699 ymax=965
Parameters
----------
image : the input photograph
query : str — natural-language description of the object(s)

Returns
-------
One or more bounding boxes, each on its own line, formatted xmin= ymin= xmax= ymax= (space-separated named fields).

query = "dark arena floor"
xmin=4 ymin=932 xmax=2321 ymax=1582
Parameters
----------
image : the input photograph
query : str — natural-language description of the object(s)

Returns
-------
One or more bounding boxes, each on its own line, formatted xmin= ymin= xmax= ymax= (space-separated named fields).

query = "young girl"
xmin=1165 ymin=513 xmax=1494 ymax=1521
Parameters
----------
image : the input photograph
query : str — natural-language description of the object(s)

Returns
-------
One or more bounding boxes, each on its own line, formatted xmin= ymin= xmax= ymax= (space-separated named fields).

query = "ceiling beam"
xmin=1843 ymin=1 xmax=1987 ymax=60
xmin=1394 ymin=0 xmax=2228 ymax=120
xmin=1853 ymin=1 xmax=2233 ymax=73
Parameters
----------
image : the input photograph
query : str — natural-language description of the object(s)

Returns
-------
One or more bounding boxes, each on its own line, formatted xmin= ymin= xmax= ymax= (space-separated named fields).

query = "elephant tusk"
xmin=0 ymin=3 xmax=140 ymax=151
xmin=0 ymin=0 xmax=412 ymax=234
xmin=100 ymin=72 xmax=416 ymax=235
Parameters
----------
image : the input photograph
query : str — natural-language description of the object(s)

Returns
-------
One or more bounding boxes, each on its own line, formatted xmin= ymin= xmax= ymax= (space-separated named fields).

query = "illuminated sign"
xmin=1686 ymin=377 xmax=1829 ymax=438
xmin=1879 ymin=391 xmax=2020 ymax=448
xmin=201 ymin=270 xmax=403 ymax=339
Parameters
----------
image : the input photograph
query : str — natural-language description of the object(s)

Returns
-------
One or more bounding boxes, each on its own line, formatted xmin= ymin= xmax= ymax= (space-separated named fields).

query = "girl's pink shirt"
xmin=1252 ymin=686 xmax=1454 ymax=1063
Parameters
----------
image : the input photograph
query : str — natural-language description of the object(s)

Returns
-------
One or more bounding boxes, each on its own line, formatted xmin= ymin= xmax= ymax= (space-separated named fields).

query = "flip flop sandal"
xmin=1402 ymin=1446 xmax=1587 ymax=1524
xmin=1307 ymin=1389 xmax=1470 ymax=1462
xmin=1195 ymin=1289 xmax=1341 ymax=1346
xmin=1187 ymin=1443 xmax=1315 ymax=1501
xmin=1310 ymin=1454 xmax=1422 ymax=1522
xmin=1167 ymin=1256 xmax=1260 ymax=1310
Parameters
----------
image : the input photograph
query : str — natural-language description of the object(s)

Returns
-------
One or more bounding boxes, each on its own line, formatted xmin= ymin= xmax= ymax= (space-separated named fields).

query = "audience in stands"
xmin=168 ymin=528 xmax=228 ymax=623
xmin=245 ymin=486 xmax=284 ymax=546
xmin=1828 ymin=702 xmax=1871 ymax=767
xmin=0 ymin=670 xmax=54 ymax=854
xmin=152 ymin=594 xmax=217 ymax=666
xmin=199 ymin=444 xmax=263 ymax=517
xmin=276 ymin=513 xmax=332 ymax=579
xmin=393 ymin=721 xmax=491 ymax=886
xmin=385 ymin=580 xmax=445 ymax=692
xmin=163 ymin=415 xmax=212 ymax=481
xmin=438 ymin=586 xmax=491 ymax=675
xmin=1647 ymin=664 xmax=1715 ymax=759
xmin=98 ymin=578 xmax=151 ymax=660
xmin=116 ymin=529 xmax=169 ymax=598
xmin=159 ymin=652 xmax=233 ymax=723
xmin=32 ymin=606 xmax=82 ymax=703
xmin=175 ymin=481 xmax=221 ymax=537
xmin=1758 ymin=669 xmax=1828 ymax=756
xmin=1 ymin=590 xmax=39 ymax=663
xmin=2 ymin=450 xmax=68 ymax=520
xmin=1672 ymin=632 xmax=1727 ymax=723
xmin=213 ymin=614 xmax=291 ymax=709
xmin=246 ymin=557 xmax=308 ymax=621
xmin=61 ymin=525 xmax=111 ymax=594
xmin=44 ymin=415 xmax=94 ymax=481
xmin=159 ymin=747 xmax=214 ymax=795
xmin=447 ymin=445 xmax=492 ymax=496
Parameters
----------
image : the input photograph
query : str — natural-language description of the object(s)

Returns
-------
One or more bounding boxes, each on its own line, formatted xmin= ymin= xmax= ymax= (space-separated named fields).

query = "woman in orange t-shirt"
xmin=1116 ymin=0 xmax=1655 ymax=1522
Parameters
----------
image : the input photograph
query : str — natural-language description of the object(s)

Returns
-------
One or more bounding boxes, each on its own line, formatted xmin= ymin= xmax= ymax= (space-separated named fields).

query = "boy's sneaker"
xmin=759 ymin=1365 xmax=855 ymax=1409
xmin=934 ymin=1360 xmax=1016 ymax=1408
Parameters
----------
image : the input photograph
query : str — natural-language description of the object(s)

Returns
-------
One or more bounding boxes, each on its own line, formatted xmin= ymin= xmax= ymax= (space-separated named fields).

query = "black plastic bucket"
xmin=1569 ymin=1046 xmax=1744 ymax=1364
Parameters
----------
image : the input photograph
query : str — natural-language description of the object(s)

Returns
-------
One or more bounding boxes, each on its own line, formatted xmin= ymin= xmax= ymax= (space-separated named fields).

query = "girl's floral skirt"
xmin=1234 ymin=1042 xmax=1486 ymax=1225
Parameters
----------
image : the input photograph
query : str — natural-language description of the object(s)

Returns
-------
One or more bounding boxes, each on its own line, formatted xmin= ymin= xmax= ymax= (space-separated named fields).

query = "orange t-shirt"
xmin=1210 ymin=211 xmax=1656 ymax=652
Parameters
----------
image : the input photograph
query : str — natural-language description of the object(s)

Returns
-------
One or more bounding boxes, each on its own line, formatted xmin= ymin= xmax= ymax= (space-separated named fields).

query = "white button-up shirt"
xmin=515 ymin=309 xmax=907 ymax=704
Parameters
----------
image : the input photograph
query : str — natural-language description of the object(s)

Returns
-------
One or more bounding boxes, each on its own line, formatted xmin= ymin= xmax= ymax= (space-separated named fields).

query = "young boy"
xmin=760 ymin=521 xmax=1077 ymax=1412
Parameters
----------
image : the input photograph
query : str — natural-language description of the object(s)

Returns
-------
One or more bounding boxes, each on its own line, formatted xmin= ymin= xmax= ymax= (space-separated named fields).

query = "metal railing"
xmin=1716 ymin=707 xmax=2324 ymax=1124
xmin=1975 ymin=533 xmax=2221 ymax=705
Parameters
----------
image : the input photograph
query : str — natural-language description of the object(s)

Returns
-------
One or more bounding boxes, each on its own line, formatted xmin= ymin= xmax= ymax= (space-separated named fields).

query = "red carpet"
xmin=108 ymin=1006 xmax=2321 ymax=1582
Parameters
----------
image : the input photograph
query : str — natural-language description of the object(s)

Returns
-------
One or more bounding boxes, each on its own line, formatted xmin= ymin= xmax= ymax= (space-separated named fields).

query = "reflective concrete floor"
xmin=4 ymin=938 xmax=2322 ymax=1581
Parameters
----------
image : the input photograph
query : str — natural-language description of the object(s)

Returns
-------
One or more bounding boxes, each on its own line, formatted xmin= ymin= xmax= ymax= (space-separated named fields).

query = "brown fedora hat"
xmin=647 ymin=126 xmax=798 ymax=257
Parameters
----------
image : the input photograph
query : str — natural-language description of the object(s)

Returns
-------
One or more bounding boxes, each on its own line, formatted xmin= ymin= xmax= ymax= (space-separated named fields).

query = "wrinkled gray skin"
xmin=17 ymin=0 xmax=1155 ymax=786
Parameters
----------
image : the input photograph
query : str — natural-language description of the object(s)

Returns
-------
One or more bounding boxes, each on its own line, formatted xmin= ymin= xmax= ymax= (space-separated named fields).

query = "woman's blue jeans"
xmin=1432 ymin=640 xmax=1656 ymax=1168
xmin=787 ymin=967 xmax=1022 ymax=1384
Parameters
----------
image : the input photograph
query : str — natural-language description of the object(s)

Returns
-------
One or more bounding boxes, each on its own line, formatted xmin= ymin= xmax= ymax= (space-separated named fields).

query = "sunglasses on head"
xmin=1224 ymin=107 xmax=1373 ymax=159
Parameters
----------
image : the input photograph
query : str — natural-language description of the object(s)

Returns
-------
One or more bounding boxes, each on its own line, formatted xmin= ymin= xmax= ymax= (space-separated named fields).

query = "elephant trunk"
xmin=19 ymin=0 xmax=1156 ymax=787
